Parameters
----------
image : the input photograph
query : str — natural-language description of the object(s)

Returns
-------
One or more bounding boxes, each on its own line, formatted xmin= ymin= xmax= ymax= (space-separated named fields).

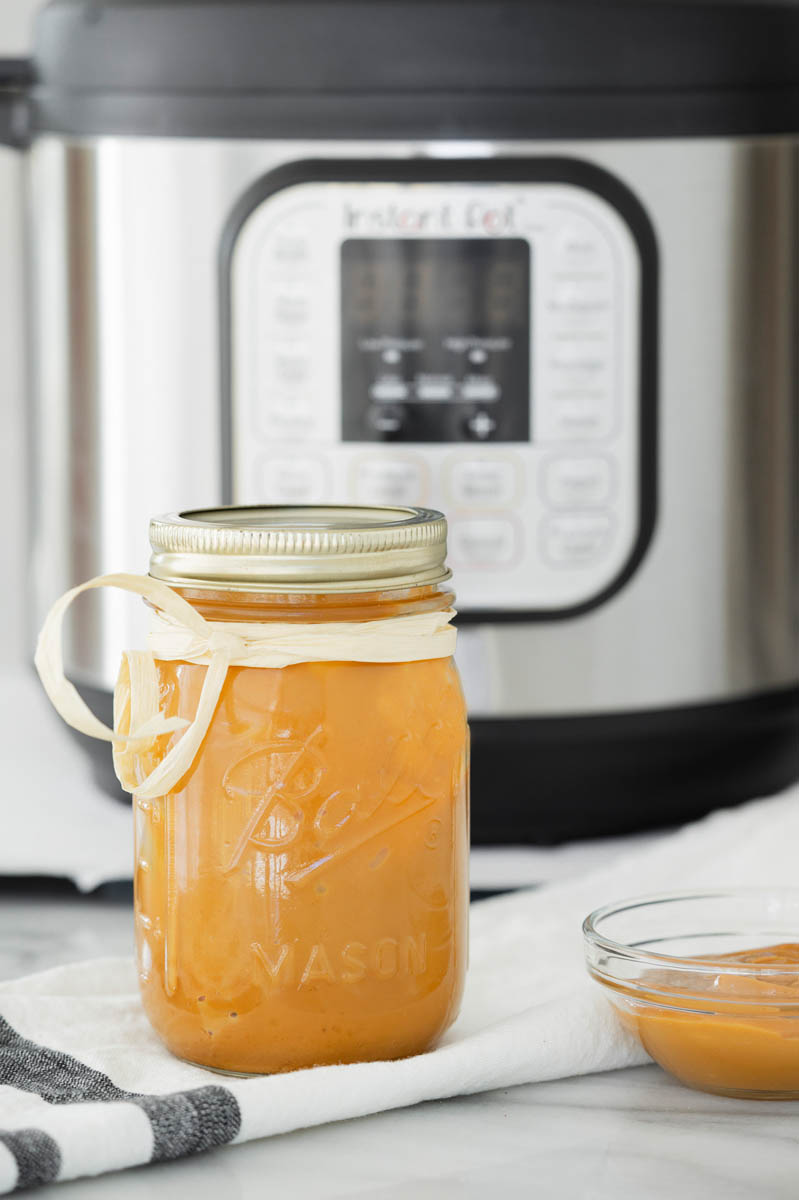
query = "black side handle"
xmin=0 ymin=58 xmax=33 ymax=148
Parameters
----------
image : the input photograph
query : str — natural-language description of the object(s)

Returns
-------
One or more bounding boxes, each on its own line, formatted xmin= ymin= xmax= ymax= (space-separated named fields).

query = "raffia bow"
xmin=35 ymin=572 xmax=457 ymax=801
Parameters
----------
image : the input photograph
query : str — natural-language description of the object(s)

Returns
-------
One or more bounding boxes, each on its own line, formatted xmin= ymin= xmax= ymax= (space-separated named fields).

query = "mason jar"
xmin=97 ymin=505 xmax=469 ymax=1074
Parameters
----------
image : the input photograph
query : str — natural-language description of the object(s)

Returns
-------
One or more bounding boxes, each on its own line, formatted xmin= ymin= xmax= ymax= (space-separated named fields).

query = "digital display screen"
xmin=341 ymin=238 xmax=531 ymax=443
xmin=344 ymin=238 xmax=529 ymax=335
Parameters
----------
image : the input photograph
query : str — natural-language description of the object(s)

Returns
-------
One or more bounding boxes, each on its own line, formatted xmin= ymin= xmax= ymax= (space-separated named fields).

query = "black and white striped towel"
xmin=1 ymin=788 xmax=795 ymax=1194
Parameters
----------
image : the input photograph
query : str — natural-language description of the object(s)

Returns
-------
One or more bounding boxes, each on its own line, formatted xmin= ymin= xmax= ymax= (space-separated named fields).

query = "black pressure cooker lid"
xmin=20 ymin=0 xmax=799 ymax=139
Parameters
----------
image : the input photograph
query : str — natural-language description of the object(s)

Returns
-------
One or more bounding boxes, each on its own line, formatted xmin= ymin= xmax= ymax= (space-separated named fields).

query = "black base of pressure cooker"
xmin=75 ymin=683 xmax=799 ymax=843
xmin=71 ymin=684 xmax=128 ymax=804
xmin=469 ymin=686 xmax=799 ymax=844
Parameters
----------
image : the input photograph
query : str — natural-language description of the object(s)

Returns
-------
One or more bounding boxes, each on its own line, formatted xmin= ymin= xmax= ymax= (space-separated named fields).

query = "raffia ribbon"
xmin=34 ymin=572 xmax=457 ymax=801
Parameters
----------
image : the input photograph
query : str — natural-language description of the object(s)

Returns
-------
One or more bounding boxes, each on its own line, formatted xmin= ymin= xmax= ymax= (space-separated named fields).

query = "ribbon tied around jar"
xmin=34 ymin=573 xmax=457 ymax=801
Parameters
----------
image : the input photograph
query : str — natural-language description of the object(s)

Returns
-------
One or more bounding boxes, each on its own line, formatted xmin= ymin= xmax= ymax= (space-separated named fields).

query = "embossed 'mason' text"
xmin=251 ymin=935 xmax=428 ymax=988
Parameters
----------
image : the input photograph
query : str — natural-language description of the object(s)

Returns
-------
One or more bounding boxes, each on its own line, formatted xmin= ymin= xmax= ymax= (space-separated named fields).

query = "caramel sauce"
xmin=614 ymin=943 xmax=799 ymax=1097
xmin=133 ymin=586 xmax=469 ymax=1074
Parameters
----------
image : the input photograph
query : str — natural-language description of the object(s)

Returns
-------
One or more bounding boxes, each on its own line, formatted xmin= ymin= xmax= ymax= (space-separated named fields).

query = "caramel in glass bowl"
xmin=584 ymin=890 xmax=799 ymax=1099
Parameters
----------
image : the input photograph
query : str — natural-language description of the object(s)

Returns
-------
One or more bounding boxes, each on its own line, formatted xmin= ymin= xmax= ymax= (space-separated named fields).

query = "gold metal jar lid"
xmin=149 ymin=505 xmax=451 ymax=592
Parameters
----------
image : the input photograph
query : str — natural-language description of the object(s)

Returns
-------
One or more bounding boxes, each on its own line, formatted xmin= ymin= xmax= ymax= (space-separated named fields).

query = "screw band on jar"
xmin=34 ymin=571 xmax=457 ymax=801
xmin=148 ymin=504 xmax=451 ymax=592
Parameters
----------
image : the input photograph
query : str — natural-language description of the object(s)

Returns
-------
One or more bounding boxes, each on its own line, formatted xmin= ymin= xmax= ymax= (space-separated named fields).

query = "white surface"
xmin=2 ymin=785 xmax=799 ymax=1194
xmin=35 ymin=1071 xmax=799 ymax=1200
xmin=0 ymin=670 xmax=132 ymax=891
xmin=2 ymin=887 xmax=798 ymax=1199
xmin=469 ymin=832 xmax=663 ymax=890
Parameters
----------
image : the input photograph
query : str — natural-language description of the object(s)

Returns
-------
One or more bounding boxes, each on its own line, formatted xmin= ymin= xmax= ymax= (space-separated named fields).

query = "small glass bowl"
xmin=583 ymin=889 xmax=799 ymax=1100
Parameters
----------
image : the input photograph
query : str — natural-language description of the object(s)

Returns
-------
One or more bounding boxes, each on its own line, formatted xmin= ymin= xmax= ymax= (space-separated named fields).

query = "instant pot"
xmin=2 ymin=0 xmax=798 ymax=841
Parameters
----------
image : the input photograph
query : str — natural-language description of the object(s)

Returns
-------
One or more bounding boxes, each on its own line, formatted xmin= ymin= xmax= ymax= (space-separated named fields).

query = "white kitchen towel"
xmin=1 ymin=784 xmax=798 ymax=1194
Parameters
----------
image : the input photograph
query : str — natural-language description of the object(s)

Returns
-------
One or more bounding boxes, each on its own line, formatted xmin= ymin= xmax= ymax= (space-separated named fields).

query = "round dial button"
xmin=464 ymin=410 xmax=498 ymax=440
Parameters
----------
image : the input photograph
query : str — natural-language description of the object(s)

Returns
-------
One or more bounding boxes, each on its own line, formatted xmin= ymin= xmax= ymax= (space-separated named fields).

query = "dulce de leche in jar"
xmin=37 ymin=505 xmax=469 ymax=1074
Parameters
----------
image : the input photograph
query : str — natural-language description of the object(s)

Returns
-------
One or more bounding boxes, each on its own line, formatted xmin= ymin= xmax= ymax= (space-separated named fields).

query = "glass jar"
xmin=127 ymin=506 xmax=469 ymax=1074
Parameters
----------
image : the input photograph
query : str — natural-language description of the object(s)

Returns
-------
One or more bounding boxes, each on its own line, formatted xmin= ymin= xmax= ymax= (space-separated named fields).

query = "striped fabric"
xmin=0 ymin=1013 xmax=239 ymax=1188
xmin=0 ymin=787 xmax=792 ymax=1193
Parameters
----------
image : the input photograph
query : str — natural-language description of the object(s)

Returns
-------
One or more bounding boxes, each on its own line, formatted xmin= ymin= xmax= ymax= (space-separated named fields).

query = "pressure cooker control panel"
xmin=226 ymin=164 xmax=656 ymax=616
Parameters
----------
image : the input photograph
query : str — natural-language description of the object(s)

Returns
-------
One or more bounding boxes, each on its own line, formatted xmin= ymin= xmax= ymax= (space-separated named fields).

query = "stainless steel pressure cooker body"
xmin=4 ymin=0 xmax=798 ymax=841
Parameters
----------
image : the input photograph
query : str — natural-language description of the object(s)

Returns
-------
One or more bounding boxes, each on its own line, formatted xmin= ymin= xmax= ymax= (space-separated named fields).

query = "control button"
xmin=352 ymin=458 xmax=426 ymax=506
xmin=450 ymin=519 xmax=518 ymax=568
xmin=253 ymin=392 xmax=314 ymax=440
xmin=271 ymin=234 xmax=310 ymax=265
xmin=273 ymin=347 xmax=311 ymax=385
xmin=461 ymin=377 xmax=500 ymax=403
xmin=267 ymin=388 xmax=314 ymax=421
xmin=550 ymin=397 xmax=612 ymax=439
xmin=371 ymin=379 xmax=409 ymax=403
xmin=448 ymin=459 xmax=519 ymax=507
xmin=368 ymin=404 xmax=405 ymax=435
xmin=464 ymin=410 xmax=498 ymax=440
xmin=272 ymin=289 xmax=311 ymax=326
xmin=261 ymin=457 xmax=327 ymax=503
xmin=551 ymin=363 xmax=609 ymax=396
xmin=468 ymin=347 xmax=488 ymax=365
xmin=543 ymin=457 xmax=613 ymax=509
xmin=416 ymin=380 xmax=454 ymax=402
xmin=551 ymin=282 xmax=610 ymax=313
xmin=556 ymin=224 xmax=602 ymax=265
xmin=382 ymin=348 xmax=402 ymax=365
xmin=551 ymin=342 xmax=608 ymax=371
xmin=542 ymin=514 xmax=613 ymax=566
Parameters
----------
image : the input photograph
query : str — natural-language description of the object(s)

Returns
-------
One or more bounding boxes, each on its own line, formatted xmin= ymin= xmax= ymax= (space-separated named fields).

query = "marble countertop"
xmin=4 ymin=884 xmax=798 ymax=1200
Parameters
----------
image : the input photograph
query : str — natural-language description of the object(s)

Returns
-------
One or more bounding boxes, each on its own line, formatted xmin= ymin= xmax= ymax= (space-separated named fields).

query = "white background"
xmin=0 ymin=0 xmax=40 ymax=666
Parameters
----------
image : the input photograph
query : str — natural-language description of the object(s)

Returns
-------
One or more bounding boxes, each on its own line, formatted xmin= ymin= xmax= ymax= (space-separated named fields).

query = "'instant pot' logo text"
xmin=344 ymin=200 xmax=516 ymax=235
